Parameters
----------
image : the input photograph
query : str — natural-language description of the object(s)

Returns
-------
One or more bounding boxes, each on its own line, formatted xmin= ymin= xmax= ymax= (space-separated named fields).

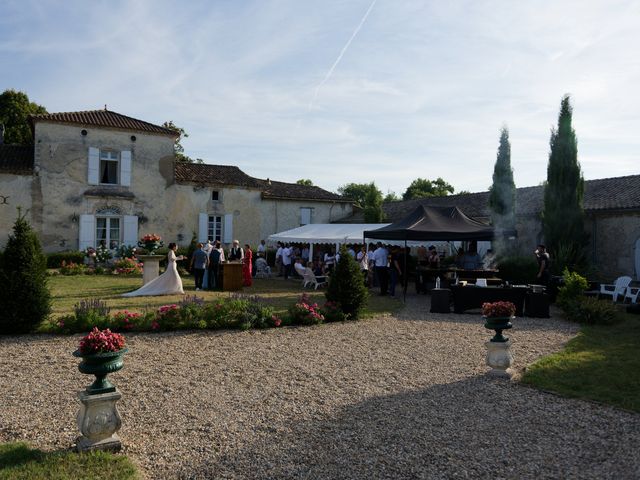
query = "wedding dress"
xmin=122 ymin=250 xmax=184 ymax=297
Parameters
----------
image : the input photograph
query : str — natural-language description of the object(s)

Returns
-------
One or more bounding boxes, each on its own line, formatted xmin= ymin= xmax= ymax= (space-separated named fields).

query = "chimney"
xmin=0 ymin=124 xmax=4 ymax=145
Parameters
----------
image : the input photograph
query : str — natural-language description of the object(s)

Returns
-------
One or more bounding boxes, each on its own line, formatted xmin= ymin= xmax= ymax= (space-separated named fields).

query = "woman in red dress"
xmin=243 ymin=244 xmax=253 ymax=286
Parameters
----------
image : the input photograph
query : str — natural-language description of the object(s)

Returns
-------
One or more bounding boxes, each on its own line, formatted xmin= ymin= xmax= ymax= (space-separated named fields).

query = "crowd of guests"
xmin=188 ymin=239 xmax=501 ymax=296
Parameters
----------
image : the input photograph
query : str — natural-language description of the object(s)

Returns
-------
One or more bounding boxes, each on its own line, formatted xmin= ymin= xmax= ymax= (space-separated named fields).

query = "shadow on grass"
xmin=185 ymin=377 xmax=640 ymax=479
xmin=0 ymin=442 xmax=138 ymax=479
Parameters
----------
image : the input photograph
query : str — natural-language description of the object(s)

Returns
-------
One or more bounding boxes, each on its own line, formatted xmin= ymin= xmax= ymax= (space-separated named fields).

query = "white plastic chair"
xmin=254 ymin=259 xmax=271 ymax=279
xmin=599 ymin=276 xmax=632 ymax=302
xmin=476 ymin=278 xmax=487 ymax=287
xmin=624 ymin=286 xmax=640 ymax=304
xmin=302 ymin=268 xmax=327 ymax=290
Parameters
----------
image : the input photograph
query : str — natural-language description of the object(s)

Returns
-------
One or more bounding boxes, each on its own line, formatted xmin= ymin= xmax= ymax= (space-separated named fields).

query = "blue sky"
xmin=2 ymin=0 xmax=639 ymax=196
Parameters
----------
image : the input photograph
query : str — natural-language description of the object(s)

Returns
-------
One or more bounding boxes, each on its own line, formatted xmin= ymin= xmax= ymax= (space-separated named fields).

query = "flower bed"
xmin=50 ymin=294 xmax=352 ymax=334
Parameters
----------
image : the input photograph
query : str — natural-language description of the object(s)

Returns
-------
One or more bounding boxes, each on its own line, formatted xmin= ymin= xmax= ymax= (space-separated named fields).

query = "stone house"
xmin=354 ymin=176 xmax=640 ymax=280
xmin=0 ymin=109 xmax=353 ymax=252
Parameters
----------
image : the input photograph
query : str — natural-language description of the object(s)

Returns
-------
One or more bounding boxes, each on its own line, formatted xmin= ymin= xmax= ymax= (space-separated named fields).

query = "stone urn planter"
xmin=481 ymin=302 xmax=516 ymax=378
xmin=73 ymin=348 xmax=128 ymax=395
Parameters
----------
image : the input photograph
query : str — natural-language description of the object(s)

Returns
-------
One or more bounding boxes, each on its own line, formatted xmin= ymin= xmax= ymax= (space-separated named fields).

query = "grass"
xmin=0 ymin=442 xmax=139 ymax=480
xmin=44 ymin=274 xmax=402 ymax=325
xmin=521 ymin=312 xmax=640 ymax=412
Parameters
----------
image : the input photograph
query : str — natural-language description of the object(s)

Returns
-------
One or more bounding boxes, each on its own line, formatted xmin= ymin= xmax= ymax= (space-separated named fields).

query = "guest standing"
xmin=535 ymin=244 xmax=551 ymax=286
xmin=229 ymin=240 xmax=244 ymax=261
xmin=243 ymin=244 xmax=253 ymax=286
xmin=190 ymin=243 xmax=209 ymax=291
xmin=372 ymin=242 xmax=389 ymax=295
xmin=208 ymin=241 xmax=225 ymax=290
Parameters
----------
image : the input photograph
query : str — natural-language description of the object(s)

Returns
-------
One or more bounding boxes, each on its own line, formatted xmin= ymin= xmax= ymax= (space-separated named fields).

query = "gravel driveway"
xmin=1 ymin=295 xmax=639 ymax=479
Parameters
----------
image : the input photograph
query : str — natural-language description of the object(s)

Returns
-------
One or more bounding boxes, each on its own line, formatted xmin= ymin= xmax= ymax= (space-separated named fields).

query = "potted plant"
xmin=482 ymin=301 xmax=515 ymax=342
xmin=138 ymin=233 xmax=163 ymax=255
xmin=73 ymin=327 xmax=128 ymax=394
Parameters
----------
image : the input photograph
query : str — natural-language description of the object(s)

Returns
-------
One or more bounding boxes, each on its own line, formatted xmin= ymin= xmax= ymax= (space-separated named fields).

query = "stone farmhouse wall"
xmin=588 ymin=212 xmax=640 ymax=280
xmin=0 ymin=173 xmax=33 ymax=237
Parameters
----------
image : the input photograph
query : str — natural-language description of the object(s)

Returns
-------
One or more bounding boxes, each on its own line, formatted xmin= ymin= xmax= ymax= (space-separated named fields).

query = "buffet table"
xmin=450 ymin=285 xmax=528 ymax=316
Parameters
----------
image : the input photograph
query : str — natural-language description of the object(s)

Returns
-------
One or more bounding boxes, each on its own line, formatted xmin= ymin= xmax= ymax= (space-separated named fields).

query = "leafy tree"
xmin=383 ymin=191 xmax=400 ymax=202
xmin=402 ymin=177 xmax=454 ymax=200
xmin=338 ymin=182 xmax=382 ymax=209
xmin=162 ymin=121 xmax=203 ymax=164
xmin=325 ymin=245 xmax=368 ymax=319
xmin=296 ymin=179 xmax=314 ymax=186
xmin=0 ymin=210 xmax=51 ymax=334
xmin=488 ymin=127 xmax=516 ymax=230
xmin=542 ymin=95 xmax=587 ymax=269
xmin=0 ymin=89 xmax=47 ymax=144
xmin=363 ymin=185 xmax=384 ymax=223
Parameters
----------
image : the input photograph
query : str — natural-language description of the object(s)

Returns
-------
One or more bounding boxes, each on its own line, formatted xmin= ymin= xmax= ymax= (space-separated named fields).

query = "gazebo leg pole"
xmin=309 ymin=243 xmax=313 ymax=266
xmin=403 ymin=239 xmax=408 ymax=302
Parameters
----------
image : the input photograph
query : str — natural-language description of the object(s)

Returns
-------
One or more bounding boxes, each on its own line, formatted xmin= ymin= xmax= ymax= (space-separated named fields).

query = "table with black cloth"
xmin=415 ymin=267 xmax=499 ymax=293
xmin=430 ymin=288 xmax=451 ymax=313
xmin=524 ymin=292 xmax=550 ymax=318
xmin=450 ymin=285 xmax=528 ymax=316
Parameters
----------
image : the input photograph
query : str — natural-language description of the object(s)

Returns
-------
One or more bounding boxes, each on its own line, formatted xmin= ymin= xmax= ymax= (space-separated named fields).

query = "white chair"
xmin=302 ymin=268 xmax=327 ymax=290
xmin=624 ymin=286 xmax=640 ymax=304
xmin=254 ymin=259 xmax=271 ymax=279
xmin=475 ymin=278 xmax=487 ymax=287
xmin=599 ymin=276 xmax=632 ymax=302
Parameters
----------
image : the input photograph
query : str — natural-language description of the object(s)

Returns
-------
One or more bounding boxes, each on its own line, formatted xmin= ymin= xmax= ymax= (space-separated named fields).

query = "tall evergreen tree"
xmin=0 ymin=210 xmax=51 ymax=334
xmin=326 ymin=245 xmax=368 ymax=319
xmin=488 ymin=127 xmax=516 ymax=231
xmin=542 ymin=95 xmax=586 ymax=269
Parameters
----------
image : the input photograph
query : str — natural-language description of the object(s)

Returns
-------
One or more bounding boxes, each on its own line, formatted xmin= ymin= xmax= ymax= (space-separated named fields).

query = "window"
xmin=208 ymin=215 xmax=223 ymax=242
xmin=211 ymin=190 xmax=220 ymax=202
xmin=300 ymin=207 xmax=313 ymax=226
xmin=96 ymin=217 xmax=121 ymax=249
xmin=100 ymin=150 xmax=119 ymax=184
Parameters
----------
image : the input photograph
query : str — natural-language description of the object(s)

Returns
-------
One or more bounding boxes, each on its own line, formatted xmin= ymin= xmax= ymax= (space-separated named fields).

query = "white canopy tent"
xmin=267 ymin=223 xmax=487 ymax=262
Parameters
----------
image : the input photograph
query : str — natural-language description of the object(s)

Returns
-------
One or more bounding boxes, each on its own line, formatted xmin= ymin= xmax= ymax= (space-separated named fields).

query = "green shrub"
xmin=563 ymin=296 xmax=621 ymax=325
xmin=321 ymin=301 xmax=348 ymax=322
xmin=0 ymin=212 xmax=51 ymax=334
xmin=46 ymin=251 xmax=85 ymax=268
xmin=557 ymin=268 xmax=588 ymax=309
xmin=551 ymin=242 xmax=589 ymax=276
xmin=325 ymin=245 xmax=368 ymax=319
xmin=495 ymin=255 xmax=538 ymax=284
xmin=112 ymin=257 xmax=142 ymax=275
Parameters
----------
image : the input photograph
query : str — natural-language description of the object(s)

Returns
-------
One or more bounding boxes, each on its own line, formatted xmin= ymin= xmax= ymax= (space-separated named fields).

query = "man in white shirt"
xmin=282 ymin=244 xmax=293 ymax=280
xmin=372 ymin=242 xmax=389 ymax=295
xmin=293 ymin=258 xmax=306 ymax=277
xmin=257 ymin=239 xmax=266 ymax=258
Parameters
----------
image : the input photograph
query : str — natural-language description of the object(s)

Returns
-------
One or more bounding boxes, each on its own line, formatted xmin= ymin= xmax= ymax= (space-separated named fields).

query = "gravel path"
xmin=1 ymin=294 xmax=639 ymax=479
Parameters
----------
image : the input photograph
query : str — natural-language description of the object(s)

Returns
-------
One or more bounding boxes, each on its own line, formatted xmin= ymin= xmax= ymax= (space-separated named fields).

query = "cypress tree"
xmin=542 ymin=95 xmax=586 ymax=269
xmin=0 ymin=210 xmax=51 ymax=334
xmin=488 ymin=127 xmax=516 ymax=231
xmin=326 ymin=245 xmax=368 ymax=320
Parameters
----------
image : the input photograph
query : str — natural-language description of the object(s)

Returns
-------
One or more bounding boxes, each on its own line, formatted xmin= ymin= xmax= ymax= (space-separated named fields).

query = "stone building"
xmin=0 ymin=109 xmax=353 ymax=252
xmin=359 ymin=176 xmax=640 ymax=281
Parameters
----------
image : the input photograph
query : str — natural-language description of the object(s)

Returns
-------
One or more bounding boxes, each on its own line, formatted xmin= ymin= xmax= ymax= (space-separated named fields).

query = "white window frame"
xmin=207 ymin=215 xmax=223 ymax=242
xmin=96 ymin=216 xmax=122 ymax=250
xmin=99 ymin=149 xmax=120 ymax=185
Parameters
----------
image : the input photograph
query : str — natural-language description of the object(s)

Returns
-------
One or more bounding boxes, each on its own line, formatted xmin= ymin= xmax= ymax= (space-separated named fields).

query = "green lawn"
xmin=521 ymin=313 xmax=640 ymax=412
xmin=45 ymin=274 xmax=402 ymax=322
xmin=0 ymin=442 xmax=138 ymax=480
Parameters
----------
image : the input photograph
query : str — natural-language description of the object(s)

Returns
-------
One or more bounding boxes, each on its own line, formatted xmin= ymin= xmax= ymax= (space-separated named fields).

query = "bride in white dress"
xmin=122 ymin=243 xmax=185 ymax=297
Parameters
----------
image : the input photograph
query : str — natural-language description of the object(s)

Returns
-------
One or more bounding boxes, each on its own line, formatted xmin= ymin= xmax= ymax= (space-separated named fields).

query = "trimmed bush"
xmin=325 ymin=245 xmax=368 ymax=319
xmin=0 ymin=212 xmax=51 ymax=334
xmin=59 ymin=261 xmax=88 ymax=275
xmin=495 ymin=255 xmax=538 ymax=284
xmin=563 ymin=297 xmax=621 ymax=325
xmin=556 ymin=268 xmax=588 ymax=309
xmin=46 ymin=251 xmax=85 ymax=268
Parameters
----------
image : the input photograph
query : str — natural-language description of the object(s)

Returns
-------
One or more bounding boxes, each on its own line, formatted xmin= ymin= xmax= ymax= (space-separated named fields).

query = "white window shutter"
xmin=301 ymin=208 xmax=311 ymax=225
xmin=79 ymin=214 xmax=96 ymax=250
xmin=88 ymin=147 xmax=99 ymax=185
xmin=223 ymin=213 xmax=233 ymax=244
xmin=120 ymin=150 xmax=132 ymax=186
xmin=198 ymin=213 xmax=208 ymax=242
xmin=123 ymin=215 xmax=138 ymax=246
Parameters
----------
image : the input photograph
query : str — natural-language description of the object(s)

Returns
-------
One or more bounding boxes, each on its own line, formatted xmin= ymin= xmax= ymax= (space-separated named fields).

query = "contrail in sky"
xmin=308 ymin=0 xmax=378 ymax=111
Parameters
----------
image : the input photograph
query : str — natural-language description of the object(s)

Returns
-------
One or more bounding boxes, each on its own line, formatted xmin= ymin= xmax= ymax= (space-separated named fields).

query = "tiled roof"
xmin=0 ymin=144 xmax=34 ymax=173
xmin=30 ymin=110 xmax=178 ymax=136
xmin=357 ymin=174 xmax=640 ymax=223
xmin=174 ymin=162 xmax=349 ymax=202
xmin=258 ymin=179 xmax=349 ymax=202
xmin=174 ymin=163 xmax=262 ymax=189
